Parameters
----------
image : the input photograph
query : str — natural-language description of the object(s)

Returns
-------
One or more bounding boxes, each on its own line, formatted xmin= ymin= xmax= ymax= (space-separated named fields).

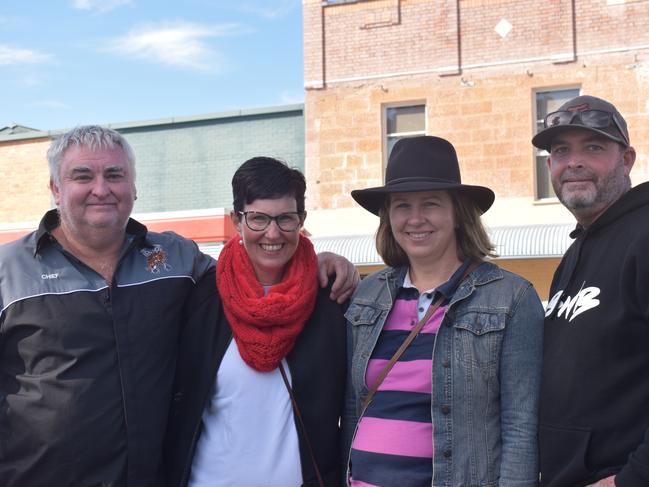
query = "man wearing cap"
xmin=532 ymin=95 xmax=649 ymax=487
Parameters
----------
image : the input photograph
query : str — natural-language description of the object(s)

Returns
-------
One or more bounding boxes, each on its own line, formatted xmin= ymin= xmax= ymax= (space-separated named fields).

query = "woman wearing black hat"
xmin=343 ymin=136 xmax=544 ymax=486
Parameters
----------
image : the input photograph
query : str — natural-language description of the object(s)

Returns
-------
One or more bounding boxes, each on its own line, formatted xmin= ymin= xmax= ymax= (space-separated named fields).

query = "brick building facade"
xmin=0 ymin=137 xmax=53 ymax=224
xmin=0 ymin=105 xmax=304 ymax=224
xmin=0 ymin=106 xmax=303 ymax=261
xmin=302 ymin=0 xmax=649 ymax=296
xmin=303 ymin=0 xmax=649 ymax=216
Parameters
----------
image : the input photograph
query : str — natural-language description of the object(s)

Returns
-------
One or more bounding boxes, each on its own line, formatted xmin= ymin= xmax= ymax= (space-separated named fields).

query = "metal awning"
xmin=198 ymin=223 xmax=575 ymax=265
xmin=489 ymin=223 xmax=574 ymax=259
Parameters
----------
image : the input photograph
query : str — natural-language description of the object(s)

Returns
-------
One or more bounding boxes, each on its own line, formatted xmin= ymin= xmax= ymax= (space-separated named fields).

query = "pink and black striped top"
xmin=349 ymin=262 xmax=468 ymax=487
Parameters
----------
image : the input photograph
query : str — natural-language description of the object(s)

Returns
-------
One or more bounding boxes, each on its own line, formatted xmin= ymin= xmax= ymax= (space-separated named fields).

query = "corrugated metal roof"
xmin=490 ymin=223 xmax=575 ymax=259
xmin=199 ymin=223 xmax=576 ymax=265
xmin=198 ymin=242 xmax=225 ymax=260
xmin=198 ymin=235 xmax=382 ymax=263
xmin=0 ymin=103 xmax=304 ymax=142
xmin=311 ymin=234 xmax=383 ymax=266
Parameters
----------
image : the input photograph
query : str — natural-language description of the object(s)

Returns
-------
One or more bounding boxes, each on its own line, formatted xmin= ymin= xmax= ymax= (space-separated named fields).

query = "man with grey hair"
xmin=0 ymin=125 xmax=358 ymax=486
xmin=533 ymin=96 xmax=649 ymax=487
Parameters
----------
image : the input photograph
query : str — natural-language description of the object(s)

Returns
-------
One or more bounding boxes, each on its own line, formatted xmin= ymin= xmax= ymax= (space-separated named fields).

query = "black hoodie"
xmin=540 ymin=181 xmax=649 ymax=487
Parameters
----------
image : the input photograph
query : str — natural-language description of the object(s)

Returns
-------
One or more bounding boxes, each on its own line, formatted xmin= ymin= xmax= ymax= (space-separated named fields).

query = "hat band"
xmin=386 ymin=176 xmax=459 ymax=186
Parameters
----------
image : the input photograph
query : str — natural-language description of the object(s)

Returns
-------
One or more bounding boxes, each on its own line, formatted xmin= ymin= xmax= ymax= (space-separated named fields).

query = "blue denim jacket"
xmin=342 ymin=261 xmax=543 ymax=487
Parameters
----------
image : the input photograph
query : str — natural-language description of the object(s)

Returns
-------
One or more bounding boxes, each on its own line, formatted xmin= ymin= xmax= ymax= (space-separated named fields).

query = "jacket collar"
xmin=33 ymin=209 xmax=150 ymax=256
xmin=378 ymin=265 xmax=407 ymax=287
xmin=447 ymin=261 xmax=501 ymax=305
xmin=379 ymin=259 xmax=503 ymax=297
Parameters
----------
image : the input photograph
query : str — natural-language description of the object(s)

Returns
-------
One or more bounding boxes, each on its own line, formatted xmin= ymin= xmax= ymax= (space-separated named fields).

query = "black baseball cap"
xmin=532 ymin=95 xmax=629 ymax=151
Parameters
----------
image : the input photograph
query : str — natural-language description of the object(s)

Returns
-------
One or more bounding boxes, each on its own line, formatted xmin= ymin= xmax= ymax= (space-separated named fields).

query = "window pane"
xmin=384 ymin=104 xmax=426 ymax=174
xmin=536 ymin=155 xmax=553 ymax=200
xmin=386 ymin=134 xmax=421 ymax=157
xmin=386 ymin=135 xmax=399 ymax=157
xmin=536 ymin=89 xmax=579 ymax=124
xmin=386 ymin=105 xmax=425 ymax=134
xmin=534 ymin=88 xmax=579 ymax=198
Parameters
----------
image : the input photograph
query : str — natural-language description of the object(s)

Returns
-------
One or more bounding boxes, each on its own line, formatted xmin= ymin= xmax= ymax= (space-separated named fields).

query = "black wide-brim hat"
xmin=351 ymin=136 xmax=495 ymax=215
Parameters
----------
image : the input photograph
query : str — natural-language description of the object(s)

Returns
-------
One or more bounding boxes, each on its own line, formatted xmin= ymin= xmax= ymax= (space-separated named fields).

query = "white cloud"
xmin=0 ymin=44 xmax=51 ymax=65
xmin=279 ymin=90 xmax=304 ymax=105
xmin=72 ymin=0 xmax=133 ymax=13
xmin=237 ymin=0 xmax=299 ymax=19
xmin=17 ymin=75 xmax=45 ymax=87
xmin=107 ymin=21 xmax=241 ymax=72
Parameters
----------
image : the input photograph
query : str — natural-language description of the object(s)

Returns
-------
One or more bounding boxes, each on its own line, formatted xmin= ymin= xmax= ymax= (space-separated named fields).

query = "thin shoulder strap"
xmin=279 ymin=362 xmax=325 ymax=487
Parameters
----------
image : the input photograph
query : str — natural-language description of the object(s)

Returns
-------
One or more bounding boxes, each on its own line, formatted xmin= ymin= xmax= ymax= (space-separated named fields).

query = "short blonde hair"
xmin=375 ymin=191 xmax=497 ymax=268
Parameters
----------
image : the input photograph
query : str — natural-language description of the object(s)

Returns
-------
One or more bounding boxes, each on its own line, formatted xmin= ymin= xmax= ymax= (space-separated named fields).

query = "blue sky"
xmin=0 ymin=0 xmax=304 ymax=131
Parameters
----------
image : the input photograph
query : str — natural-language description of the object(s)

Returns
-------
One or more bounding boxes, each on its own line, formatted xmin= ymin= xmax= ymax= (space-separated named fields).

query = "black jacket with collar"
xmin=540 ymin=182 xmax=649 ymax=487
xmin=164 ymin=269 xmax=347 ymax=487
xmin=0 ymin=210 xmax=214 ymax=487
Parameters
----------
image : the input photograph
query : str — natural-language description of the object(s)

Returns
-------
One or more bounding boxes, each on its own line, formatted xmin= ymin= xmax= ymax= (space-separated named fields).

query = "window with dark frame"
xmin=384 ymin=104 xmax=426 ymax=171
xmin=534 ymin=88 xmax=580 ymax=199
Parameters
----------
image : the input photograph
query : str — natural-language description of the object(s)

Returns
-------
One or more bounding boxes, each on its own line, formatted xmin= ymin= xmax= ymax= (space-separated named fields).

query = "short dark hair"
xmin=376 ymin=190 xmax=496 ymax=267
xmin=232 ymin=156 xmax=306 ymax=213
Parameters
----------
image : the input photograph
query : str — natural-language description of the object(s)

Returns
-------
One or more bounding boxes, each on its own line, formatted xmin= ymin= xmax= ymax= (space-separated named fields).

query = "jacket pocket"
xmin=345 ymin=302 xmax=385 ymax=327
xmin=539 ymin=423 xmax=592 ymax=487
xmin=454 ymin=310 xmax=506 ymax=378
xmin=345 ymin=301 xmax=388 ymax=403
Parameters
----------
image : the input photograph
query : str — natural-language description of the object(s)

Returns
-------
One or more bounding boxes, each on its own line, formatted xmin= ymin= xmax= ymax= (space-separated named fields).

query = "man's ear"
xmin=622 ymin=146 xmax=636 ymax=177
xmin=50 ymin=178 xmax=61 ymax=206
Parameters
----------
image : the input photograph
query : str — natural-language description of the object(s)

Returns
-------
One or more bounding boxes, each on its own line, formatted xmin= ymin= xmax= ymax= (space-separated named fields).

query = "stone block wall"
xmin=303 ymin=0 xmax=649 ymax=211
xmin=0 ymin=138 xmax=51 ymax=223
xmin=0 ymin=106 xmax=305 ymax=223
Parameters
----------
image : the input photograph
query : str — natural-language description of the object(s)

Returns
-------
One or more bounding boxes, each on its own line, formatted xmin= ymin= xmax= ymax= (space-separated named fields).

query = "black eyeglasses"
xmin=544 ymin=109 xmax=629 ymax=145
xmin=238 ymin=211 xmax=303 ymax=232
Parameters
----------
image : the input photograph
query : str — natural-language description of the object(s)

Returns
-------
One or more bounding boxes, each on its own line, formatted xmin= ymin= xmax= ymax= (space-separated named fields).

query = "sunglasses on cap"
xmin=543 ymin=109 xmax=629 ymax=145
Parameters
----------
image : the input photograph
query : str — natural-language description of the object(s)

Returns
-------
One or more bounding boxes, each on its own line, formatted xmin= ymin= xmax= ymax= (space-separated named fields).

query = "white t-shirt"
xmin=188 ymin=340 xmax=303 ymax=487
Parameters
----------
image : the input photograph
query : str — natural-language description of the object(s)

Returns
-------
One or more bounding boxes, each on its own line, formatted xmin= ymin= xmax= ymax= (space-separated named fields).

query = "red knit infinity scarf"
xmin=216 ymin=234 xmax=319 ymax=372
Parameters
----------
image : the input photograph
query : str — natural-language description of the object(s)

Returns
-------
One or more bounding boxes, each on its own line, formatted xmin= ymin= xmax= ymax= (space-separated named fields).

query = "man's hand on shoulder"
xmin=586 ymin=475 xmax=616 ymax=487
xmin=316 ymin=251 xmax=360 ymax=304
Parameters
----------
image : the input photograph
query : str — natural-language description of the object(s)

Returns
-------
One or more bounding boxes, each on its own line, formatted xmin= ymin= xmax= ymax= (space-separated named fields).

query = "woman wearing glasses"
xmin=343 ymin=136 xmax=544 ymax=486
xmin=166 ymin=157 xmax=346 ymax=487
